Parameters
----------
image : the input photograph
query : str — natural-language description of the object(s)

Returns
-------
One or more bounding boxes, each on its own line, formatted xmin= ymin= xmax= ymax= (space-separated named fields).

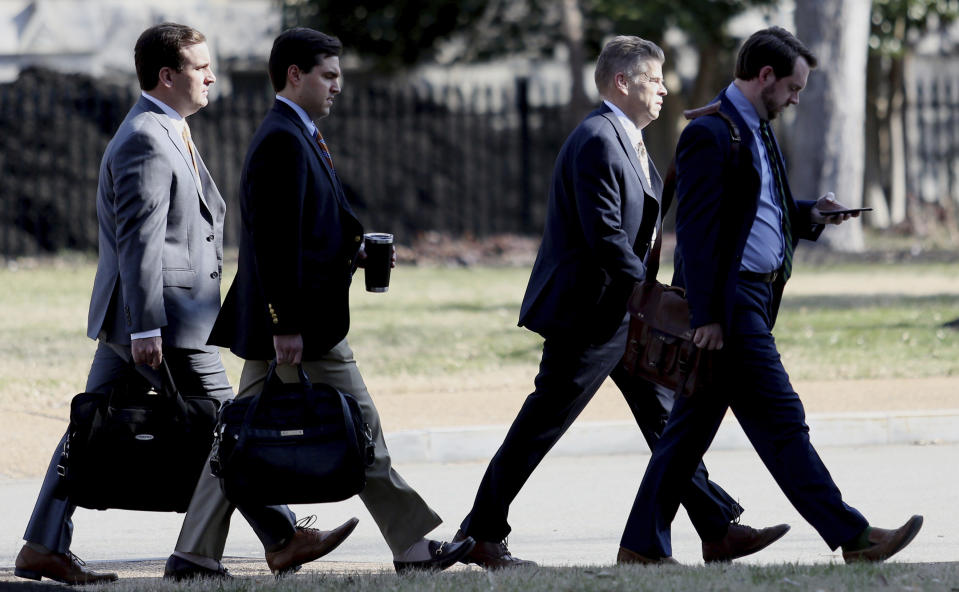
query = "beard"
xmin=760 ymin=86 xmax=786 ymax=120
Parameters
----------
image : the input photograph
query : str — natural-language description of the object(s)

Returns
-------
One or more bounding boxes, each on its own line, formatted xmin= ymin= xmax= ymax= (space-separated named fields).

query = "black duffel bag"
xmin=210 ymin=361 xmax=374 ymax=506
xmin=55 ymin=361 xmax=219 ymax=512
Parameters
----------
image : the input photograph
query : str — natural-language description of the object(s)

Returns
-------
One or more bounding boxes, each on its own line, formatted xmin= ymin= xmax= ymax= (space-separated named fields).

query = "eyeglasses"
xmin=638 ymin=72 xmax=666 ymax=88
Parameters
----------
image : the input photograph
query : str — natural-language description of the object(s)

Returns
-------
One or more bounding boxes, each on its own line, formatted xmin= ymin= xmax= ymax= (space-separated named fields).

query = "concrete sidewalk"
xmin=383 ymin=408 xmax=959 ymax=465
xmin=2 ymin=374 xmax=956 ymax=580
xmin=1 ymin=443 xmax=956 ymax=578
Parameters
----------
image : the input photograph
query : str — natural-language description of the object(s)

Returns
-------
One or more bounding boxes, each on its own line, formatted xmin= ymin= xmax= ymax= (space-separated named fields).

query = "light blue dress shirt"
xmin=725 ymin=83 xmax=785 ymax=274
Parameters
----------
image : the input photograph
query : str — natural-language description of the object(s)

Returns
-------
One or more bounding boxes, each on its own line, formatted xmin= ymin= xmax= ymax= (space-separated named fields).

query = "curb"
xmin=384 ymin=409 xmax=959 ymax=464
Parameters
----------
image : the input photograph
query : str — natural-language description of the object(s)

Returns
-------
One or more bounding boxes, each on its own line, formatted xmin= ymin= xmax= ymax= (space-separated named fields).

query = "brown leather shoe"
xmin=842 ymin=515 xmax=923 ymax=563
xmin=617 ymin=546 xmax=679 ymax=565
xmin=265 ymin=516 xmax=359 ymax=575
xmin=453 ymin=530 xmax=537 ymax=569
xmin=14 ymin=545 xmax=118 ymax=585
xmin=702 ymin=523 xmax=791 ymax=563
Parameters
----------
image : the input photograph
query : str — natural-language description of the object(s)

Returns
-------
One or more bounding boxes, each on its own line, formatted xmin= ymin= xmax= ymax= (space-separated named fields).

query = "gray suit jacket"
xmin=87 ymin=96 xmax=226 ymax=350
xmin=518 ymin=103 xmax=662 ymax=343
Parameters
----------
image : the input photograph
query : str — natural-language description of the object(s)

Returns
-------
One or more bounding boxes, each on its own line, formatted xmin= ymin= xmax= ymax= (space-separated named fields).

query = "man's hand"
xmin=274 ymin=334 xmax=304 ymax=365
xmin=693 ymin=323 xmax=723 ymax=350
xmin=811 ymin=191 xmax=861 ymax=225
xmin=355 ymin=245 xmax=397 ymax=269
xmin=131 ymin=336 xmax=163 ymax=369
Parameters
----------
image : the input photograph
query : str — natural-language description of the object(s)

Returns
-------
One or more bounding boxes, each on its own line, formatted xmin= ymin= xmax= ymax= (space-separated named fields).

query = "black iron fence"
xmin=0 ymin=67 xmax=571 ymax=256
xmin=908 ymin=56 xmax=959 ymax=214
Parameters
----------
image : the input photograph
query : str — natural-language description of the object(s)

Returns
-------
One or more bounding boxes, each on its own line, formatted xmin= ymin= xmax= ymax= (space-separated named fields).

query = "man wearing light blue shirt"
xmin=619 ymin=26 xmax=923 ymax=565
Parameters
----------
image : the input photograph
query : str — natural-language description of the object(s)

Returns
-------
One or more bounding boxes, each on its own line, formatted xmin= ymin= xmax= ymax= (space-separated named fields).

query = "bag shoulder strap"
xmin=647 ymin=101 xmax=742 ymax=284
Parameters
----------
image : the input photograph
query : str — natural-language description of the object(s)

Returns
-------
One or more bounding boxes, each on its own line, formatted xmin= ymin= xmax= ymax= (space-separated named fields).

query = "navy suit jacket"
xmin=519 ymin=104 xmax=661 ymax=343
xmin=672 ymin=89 xmax=823 ymax=332
xmin=210 ymin=101 xmax=364 ymax=360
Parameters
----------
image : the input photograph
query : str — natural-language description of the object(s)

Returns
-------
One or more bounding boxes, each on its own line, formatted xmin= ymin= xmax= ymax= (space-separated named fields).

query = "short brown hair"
xmin=135 ymin=23 xmax=206 ymax=91
xmin=735 ymin=27 xmax=818 ymax=81
xmin=594 ymin=36 xmax=665 ymax=94
xmin=269 ymin=28 xmax=342 ymax=93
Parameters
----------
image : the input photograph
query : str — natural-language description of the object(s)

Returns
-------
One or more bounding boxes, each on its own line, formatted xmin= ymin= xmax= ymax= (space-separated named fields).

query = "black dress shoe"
xmin=163 ymin=554 xmax=231 ymax=581
xmin=394 ymin=538 xmax=476 ymax=574
xmin=453 ymin=530 xmax=537 ymax=569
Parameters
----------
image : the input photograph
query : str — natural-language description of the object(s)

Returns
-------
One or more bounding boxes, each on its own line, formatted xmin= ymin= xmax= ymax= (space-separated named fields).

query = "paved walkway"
xmin=1 ymin=443 xmax=956 ymax=580
xmin=1 ymin=372 xmax=956 ymax=580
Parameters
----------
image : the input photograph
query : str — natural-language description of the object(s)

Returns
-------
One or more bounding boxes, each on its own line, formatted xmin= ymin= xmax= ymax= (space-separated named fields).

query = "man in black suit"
xmin=619 ymin=26 xmax=923 ymax=563
xmin=203 ymin=28 xmax=475 ymax=574
xmin=454 ymin=36 xmax=788 ymax=568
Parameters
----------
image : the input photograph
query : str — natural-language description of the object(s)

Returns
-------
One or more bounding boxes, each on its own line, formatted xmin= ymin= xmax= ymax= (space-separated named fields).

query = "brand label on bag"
xmin=135 ymin=434 xmax=155 ymax=441
xmin=280 ymin=430 xmax=304 ymax=437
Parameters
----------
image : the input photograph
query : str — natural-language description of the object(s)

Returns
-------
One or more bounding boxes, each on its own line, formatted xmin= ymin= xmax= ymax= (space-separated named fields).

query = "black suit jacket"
xmin=519 ymin=104 xmax=661 ymax=343
xmin=210 ymin=101 xmax=363 ymax=360
xmin=672 ymin=89 xmax=823 ymax=331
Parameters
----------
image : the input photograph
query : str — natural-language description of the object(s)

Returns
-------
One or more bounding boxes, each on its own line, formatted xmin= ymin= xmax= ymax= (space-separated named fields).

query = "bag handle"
xmin=235 ymin=360 xmax=311 ymax=448
xmin=156 ymin=358 xmax=191 ymax=420
xmin=104 ymin=359 xmax=190 ymax=420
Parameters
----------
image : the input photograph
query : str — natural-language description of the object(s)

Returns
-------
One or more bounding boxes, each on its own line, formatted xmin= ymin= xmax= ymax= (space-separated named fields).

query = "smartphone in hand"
xmin=820 ymin=207 xmax=872 ymax=217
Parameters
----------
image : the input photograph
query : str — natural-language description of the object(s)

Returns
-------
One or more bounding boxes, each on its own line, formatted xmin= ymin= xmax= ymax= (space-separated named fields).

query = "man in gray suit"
xmin=14 ymin=23 xmax=354 ymax=585
xmin=454 ymin=36 xmax=787 ymax=568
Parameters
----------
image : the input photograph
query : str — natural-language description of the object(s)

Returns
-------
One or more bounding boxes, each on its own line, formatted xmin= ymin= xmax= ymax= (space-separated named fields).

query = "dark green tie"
xmin=759 ymin=120 xmax=793 ymax=281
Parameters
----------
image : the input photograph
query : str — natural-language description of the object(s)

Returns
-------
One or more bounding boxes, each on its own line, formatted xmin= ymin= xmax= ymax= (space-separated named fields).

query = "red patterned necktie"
xmin=314 ymin=129 xmax=335 ymax=172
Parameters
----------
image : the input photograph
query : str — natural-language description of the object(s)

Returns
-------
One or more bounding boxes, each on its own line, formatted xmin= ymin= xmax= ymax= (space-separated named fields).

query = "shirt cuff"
xmin=131 ymin=328 xmax=162 ymax=340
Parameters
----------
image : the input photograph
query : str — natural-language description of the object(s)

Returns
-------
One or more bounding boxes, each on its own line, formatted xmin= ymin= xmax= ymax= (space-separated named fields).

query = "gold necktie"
xmin=635 ymin=139 xmax=651 ymax=185
xmin=181 ymin=123 xmax=200 ymax=178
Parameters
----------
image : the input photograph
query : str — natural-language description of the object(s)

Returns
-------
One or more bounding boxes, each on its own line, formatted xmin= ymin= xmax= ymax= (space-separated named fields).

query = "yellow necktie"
xmin=635 ymin=139 xmax=650 ymax=185
xmin=181 ymin=123 xmax=200 ymax=178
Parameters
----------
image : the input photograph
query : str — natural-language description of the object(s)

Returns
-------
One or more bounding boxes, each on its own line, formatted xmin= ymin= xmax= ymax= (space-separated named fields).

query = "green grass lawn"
xmin=70 ymin=561 xmax=959 ymax=591
xmin=1 ymin=256 xmax=957 ymax=410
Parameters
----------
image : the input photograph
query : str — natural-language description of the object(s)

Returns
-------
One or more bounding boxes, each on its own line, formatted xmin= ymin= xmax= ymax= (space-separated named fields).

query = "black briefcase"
xmin=210 ymin=361 xmax=374 ymax=506
xmin=55 ymin=361 xmax=219 ymax=512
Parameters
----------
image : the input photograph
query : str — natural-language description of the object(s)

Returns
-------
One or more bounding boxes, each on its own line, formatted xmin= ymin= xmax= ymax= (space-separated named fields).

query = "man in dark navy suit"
xmin=619 ymin=26 xmax=923 ymax=564
xmin=454 ymin=35 xmax=788 ymax=569
xmin=202 ymin=27 xmax=474 ymax=575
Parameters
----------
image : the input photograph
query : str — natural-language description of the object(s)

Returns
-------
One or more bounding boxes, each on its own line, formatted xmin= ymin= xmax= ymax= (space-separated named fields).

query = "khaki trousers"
xmin=175 ymin=338 xmax=441 ymax=557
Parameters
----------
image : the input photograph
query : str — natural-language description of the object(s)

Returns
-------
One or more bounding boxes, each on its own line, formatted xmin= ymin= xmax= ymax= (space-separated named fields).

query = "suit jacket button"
xmin=210 ymin=271 xmax=218 ymax=279
xmin=355 ymin=235 xmax=361 ymax=242
xmin=206 ymin=235 xmax=214 ymax=242
xmin=272 ymin=318 xmax=279 ymax=325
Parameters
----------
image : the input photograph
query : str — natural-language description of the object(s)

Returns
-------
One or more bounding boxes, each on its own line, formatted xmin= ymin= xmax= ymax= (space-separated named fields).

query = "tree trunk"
xmin=689 ymin=43 xmax=724 ymax=110
xmin=560 ymin=0 xmax=590 ymax=123
xmin=888 ymin=53 xmax=908 ymax=225
xmin=864 ymin=51 xmax=891 ymax=228
xmin=792 ymin=0 xmax=871 ymax=251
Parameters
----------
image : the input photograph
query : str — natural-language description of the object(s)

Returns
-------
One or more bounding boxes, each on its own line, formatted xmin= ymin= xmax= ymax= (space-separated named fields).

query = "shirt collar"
xmin=141 ymin=91 xmax=186 ymax=132
xmin=725 ymin=82 xmax=761 ymax=132
xmin=276 ymin=95 xmax=317 ymax=136
xmin=602 ymin=99 xmax=644 ymax=148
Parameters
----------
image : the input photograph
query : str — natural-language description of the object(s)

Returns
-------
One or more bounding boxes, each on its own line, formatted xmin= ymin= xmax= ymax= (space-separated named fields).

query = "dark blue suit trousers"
xmin=620 ymin=279 xmax=870 ymax=557
xmin=460 ymin=317 xmax=743 ymax=543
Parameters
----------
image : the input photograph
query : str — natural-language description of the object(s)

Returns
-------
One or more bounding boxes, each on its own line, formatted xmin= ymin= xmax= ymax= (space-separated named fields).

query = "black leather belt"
xmin=739 ymin=269 xmax=779 ymax=283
